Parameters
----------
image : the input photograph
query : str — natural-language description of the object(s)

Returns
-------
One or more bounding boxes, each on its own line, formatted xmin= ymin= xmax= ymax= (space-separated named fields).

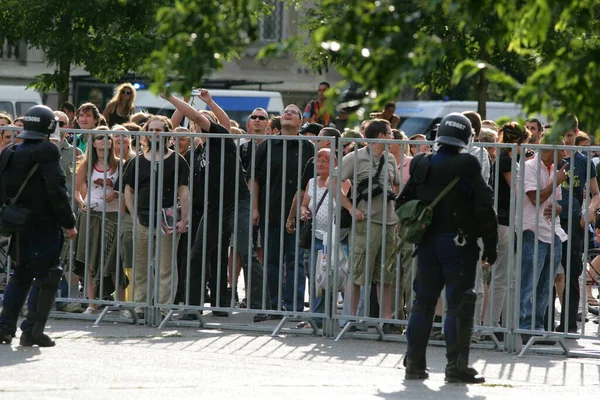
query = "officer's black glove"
xmin=482 ymin=243 xmax=497 ymax=265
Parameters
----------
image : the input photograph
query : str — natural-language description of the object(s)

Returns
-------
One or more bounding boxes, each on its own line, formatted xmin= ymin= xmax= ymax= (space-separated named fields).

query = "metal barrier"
xmin=1 ymin=124 xmax=600 ymax=358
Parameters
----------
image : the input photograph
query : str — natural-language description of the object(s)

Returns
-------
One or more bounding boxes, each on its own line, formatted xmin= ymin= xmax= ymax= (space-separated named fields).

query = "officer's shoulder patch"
xmin=32 ymin=141 xmax=61 ymax=164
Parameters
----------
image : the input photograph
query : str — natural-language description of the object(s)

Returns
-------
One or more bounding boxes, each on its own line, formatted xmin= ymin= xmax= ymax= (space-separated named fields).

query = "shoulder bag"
xmin=299 ymin=187 xmax=329 ymax=249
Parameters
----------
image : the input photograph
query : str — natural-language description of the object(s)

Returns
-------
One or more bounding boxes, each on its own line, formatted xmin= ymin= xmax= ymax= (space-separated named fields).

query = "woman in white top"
xmin=299 ymin=148 xmax=352 ymax=327
xmin=73 ymin=128 xmax=126 ymax=314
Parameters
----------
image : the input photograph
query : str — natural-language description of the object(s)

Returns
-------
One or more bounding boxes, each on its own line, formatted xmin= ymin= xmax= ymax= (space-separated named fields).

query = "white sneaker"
xmin=120 ymin=310 xmax=134 ymax=319
xmin=83 ymin=306 xmax=96 ymax=315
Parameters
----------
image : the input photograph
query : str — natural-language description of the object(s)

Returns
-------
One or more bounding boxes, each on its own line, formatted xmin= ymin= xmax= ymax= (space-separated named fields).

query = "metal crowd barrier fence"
xmin=1 ymin=124 xmax=599 ymax=358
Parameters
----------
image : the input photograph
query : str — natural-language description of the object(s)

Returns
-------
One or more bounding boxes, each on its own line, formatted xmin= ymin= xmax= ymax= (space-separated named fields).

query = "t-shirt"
xmin=558 ymin=151 xmax=597 ymax=219
xmin=338 ymin=147 xmax=400 ymax=225
xmin=492 ymin=150 xmax=517 ymax=226
xmin=254 ymin=137 xmax=314 ymax=226
xmin=122 ymin=151 xmax=189 ymax=223
xmin=185 ymin=122 xmax=249 ymax=213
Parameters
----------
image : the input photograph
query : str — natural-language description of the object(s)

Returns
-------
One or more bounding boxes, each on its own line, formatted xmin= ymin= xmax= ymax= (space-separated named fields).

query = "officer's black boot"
xmin=404 ymin=302 xmax=435 ymax=380
xmin=445 ymin=290 xmax=485 ymax=384
xmin=0 ymin=275 xmax=31 ymax=344
xmin=20 ymin=266 xmax=62 ymax=347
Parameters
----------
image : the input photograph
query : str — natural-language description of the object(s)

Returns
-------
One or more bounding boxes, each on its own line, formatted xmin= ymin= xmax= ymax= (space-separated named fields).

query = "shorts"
xmin=350 ymin=219 xmax=397 ymax=285
xmin=557 ymin=263 xmax=565 ymax=275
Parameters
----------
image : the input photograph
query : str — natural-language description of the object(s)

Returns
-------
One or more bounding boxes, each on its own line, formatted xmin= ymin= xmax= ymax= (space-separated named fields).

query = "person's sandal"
xmin=83 ymin=306 xmax=96 ymax=315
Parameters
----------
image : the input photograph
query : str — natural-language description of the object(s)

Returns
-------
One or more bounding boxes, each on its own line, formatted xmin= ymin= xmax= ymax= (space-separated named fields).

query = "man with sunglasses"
xmin=166 ymin=91 xmax=270 ymax=321
xmin=251 ymin=105 xmax=314 ymax=314
xmin=241 ymin=108 xmax=269 ymax=173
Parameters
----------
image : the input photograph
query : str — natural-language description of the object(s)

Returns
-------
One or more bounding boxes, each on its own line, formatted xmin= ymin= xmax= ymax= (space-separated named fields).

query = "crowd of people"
xmin=0 ymin=83 xmax=599 ymax=367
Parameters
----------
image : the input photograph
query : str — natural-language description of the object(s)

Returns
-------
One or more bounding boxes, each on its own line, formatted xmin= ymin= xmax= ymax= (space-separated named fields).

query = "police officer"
xmin=396 ymin=113 xmax=498 ymax=383
xmin=0 ymin=105 xmax=77 ymax=347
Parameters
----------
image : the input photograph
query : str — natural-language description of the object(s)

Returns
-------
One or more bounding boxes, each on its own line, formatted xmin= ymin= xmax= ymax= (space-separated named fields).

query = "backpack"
xmin=396 ymin=176 xmax=459 ymax=244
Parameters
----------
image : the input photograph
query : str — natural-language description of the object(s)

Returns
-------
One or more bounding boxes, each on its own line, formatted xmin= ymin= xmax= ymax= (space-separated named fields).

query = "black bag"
xmin=299 ymin=188 xmax=329 ymax=249
xmin=0 ymin=163 xmax=39 ymax=237
xmin=339 ymin=152 xmax=386 ymax=229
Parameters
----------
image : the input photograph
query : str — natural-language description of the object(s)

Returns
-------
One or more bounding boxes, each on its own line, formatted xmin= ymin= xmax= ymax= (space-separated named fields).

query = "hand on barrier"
xmin=77 ymin=200 xmax=87 ymax=212
xmin=66 ymin=228 xmax=77 ymax=240
xmin=175 ymin=220 xmax=187 ymax=234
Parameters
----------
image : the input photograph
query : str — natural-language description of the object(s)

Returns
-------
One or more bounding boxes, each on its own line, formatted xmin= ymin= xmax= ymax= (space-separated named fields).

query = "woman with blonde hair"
xmin=73 ymin=129 xmax=127 ymax=314
xmin=112 ymin=125 xmax=136 ymax=161
xmin=103 ymin=83 xmax=137 ymax=126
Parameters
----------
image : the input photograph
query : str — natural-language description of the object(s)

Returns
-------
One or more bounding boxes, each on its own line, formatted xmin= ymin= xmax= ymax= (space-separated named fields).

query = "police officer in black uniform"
xmin=396 ymin=113 xmax=498 ymax=383
xmin=0 ymin=105 xmax=77 ymax=347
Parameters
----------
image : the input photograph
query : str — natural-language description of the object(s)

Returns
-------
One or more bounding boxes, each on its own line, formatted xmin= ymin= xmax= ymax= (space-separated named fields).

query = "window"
xmin=0 ymin=102 xmax=14 ymax=118
xmin=0 ymin=39 xmax=22 ymax=61
xmin=259 ymin=1 xmax=283 ymax=42
xmin=16 ymin=102 xmax=37 ymax=117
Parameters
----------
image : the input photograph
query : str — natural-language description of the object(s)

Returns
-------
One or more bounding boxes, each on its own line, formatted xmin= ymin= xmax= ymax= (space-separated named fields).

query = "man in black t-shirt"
xmin=167 ymin=92 xmax=269 ymax=319
xmin=251 ymin=104 xmax=314 ymax=312
xmin=122 ymin=115 xmax=190 ymax=317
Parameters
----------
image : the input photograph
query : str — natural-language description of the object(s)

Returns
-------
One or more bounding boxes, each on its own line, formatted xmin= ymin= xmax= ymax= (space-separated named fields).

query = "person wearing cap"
xmin=396 ymin=112 xmax=498 ymax=383
xmin=0 ymin=105 xmax=77 ymax=347
xmin=299 ymin=122 xmax=323 ymax=138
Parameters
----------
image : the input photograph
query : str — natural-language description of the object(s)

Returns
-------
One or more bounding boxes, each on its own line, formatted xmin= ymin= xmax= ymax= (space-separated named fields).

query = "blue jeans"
xmin=260 ymin=224 xmax=305 ymax=312
xmin=519 ymin=230 xmax=562 ymax=330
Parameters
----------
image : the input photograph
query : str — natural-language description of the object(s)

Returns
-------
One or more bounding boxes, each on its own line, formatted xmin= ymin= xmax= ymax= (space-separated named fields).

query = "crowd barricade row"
xmin=1 ymin=125 xmax=599 ymax=356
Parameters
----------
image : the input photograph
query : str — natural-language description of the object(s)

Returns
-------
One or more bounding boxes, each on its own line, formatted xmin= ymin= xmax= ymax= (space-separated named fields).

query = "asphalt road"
xmin=1 ymin=316 xmax=599 ymax=400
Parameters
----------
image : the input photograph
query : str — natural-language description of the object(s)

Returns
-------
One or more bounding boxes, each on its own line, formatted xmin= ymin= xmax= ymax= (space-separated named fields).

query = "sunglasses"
xmin=58 ymin=121 xmax=67 ymax=127
xmin=121 ymin=90 xmax=132 ymax=95
xmin=249 ymin=115 xmax=267 ymax=121
xmin=94 ymin=135 xmax=109 ymax=141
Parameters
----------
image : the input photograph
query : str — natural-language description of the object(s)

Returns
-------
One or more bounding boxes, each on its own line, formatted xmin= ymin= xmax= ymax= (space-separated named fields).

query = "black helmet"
xmin=435 ymin=113 xmax=473 ymax=148
xmin=18 ymin=105 xmax=58 ymax=140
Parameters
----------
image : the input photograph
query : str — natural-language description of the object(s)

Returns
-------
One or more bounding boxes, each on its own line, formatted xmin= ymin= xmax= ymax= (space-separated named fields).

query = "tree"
xmin=296 ymin=0 xmax=600 ymax=133
xmin=141 ymin=0 xmax=270 ymax=96
xmin=0 ymin=0 xmax=170 ymax=106
xmin=142 ymin=0 xmax=600 ymax=133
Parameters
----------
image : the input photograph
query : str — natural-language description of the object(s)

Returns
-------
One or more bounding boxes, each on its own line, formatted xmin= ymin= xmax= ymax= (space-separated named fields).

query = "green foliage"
xmin=270 ymin=0 xmax=599 ymax=135
xmin=0 ymin=0 xmax=169 ymax=96
xmin=142 ymin=0 xmax=269 ymax=96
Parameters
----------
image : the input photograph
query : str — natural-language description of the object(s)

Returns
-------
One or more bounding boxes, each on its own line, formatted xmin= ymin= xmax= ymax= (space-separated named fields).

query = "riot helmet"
xmin=18 ymin=105 xmax=59 ymax=140
xmin=435 ymin=113 xmax=473 ymax=149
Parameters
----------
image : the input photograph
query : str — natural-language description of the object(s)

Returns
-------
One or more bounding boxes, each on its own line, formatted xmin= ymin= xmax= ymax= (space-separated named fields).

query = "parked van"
xmin=0 ymin=85 xmax=42 ymax=119
xmin=135 ymin=89 xmax=284 ymax=126
xmin=395 ymin=100 xmax=546 ymax=138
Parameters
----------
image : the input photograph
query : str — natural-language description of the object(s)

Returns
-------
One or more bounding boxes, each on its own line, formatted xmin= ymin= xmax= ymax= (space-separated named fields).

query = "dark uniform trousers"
xmin=406 ymin=233 xmax=479 ymax=362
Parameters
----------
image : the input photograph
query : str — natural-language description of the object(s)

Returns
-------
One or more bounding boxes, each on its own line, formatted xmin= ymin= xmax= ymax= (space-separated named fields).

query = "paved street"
xmin=1 ymin=317 xmax=599 ymax=400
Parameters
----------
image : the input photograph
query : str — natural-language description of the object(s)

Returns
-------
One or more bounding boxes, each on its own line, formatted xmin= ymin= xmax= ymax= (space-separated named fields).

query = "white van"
xmin=135 ymin=89 xmax=284 ymax=126
xmin=0 ymin=85 xmax=42 ymax=119
xmin=395 ymin=100 xmax=546 ymax=138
